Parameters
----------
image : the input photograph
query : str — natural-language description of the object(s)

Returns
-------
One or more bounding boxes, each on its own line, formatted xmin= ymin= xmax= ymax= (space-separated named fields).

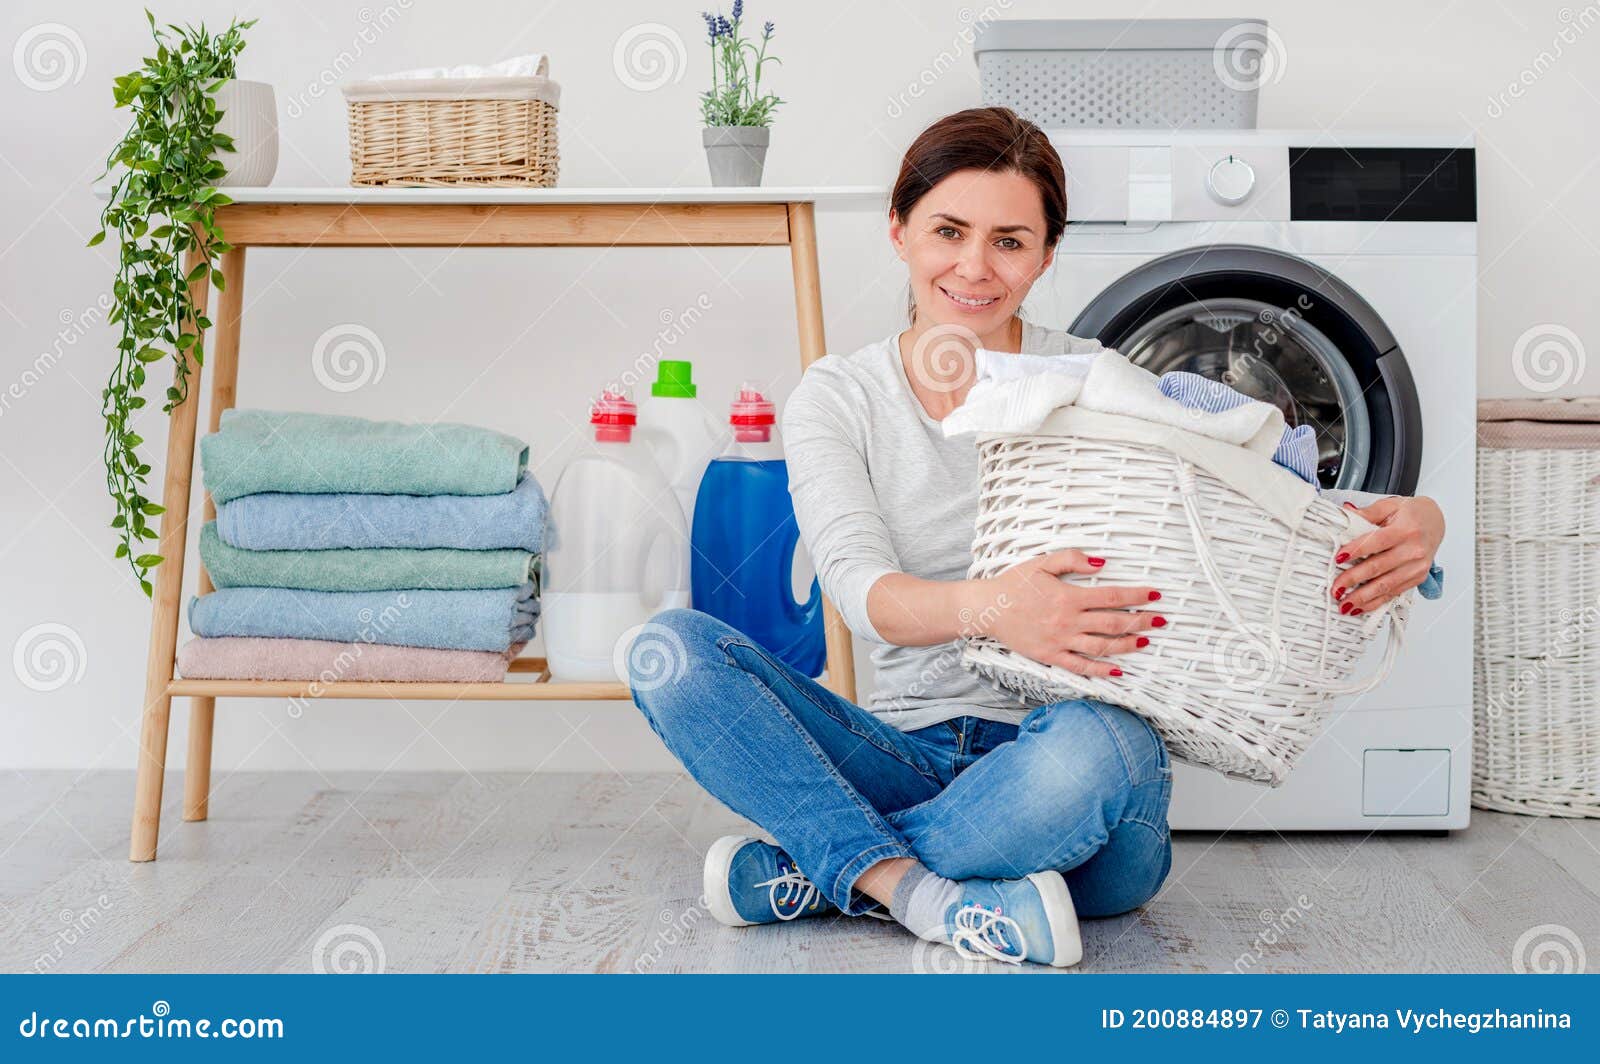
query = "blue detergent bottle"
xmin=691 ymin=383 xmax=825 ymax=678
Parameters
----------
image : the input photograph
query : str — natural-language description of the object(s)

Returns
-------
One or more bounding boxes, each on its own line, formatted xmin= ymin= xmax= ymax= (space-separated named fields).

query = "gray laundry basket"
xmin=973 ymin=18 xmax=1271 ymax=129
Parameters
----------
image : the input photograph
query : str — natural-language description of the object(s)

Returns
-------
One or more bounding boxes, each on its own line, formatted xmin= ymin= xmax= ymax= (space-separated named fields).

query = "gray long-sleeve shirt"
xmin=781 ymin=321 xmax=1108 ymax=731
xmin=781 ymin=320 xmax=1382 ymax=733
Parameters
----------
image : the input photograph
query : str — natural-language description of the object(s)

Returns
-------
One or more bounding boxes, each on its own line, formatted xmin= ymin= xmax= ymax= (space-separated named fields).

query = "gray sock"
xmin=888 ymin=863 xmax=962 ymax=942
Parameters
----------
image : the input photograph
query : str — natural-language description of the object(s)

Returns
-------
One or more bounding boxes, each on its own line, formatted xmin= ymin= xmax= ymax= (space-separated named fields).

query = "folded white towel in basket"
xmin=344 ymin=54 xmax=561 ymax=105
xmin=945 ymin=348 xmax=1288 ymax=458
xmin=373 ymin=54 xmax=549 ymax=80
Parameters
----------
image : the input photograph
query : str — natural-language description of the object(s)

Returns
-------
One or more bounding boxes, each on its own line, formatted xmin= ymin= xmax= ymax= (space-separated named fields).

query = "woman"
xmin=627 ymin=107 xmax=1447 ymax=968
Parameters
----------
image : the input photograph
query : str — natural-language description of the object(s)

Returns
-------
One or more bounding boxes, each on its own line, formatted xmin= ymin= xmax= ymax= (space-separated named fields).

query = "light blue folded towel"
xmin=188 ymin=583 xmax=538 ymax=652
xmin=1156 ymin=370 xmax=1320 ymax=486
xmin=215 ymin=473 xmax=548 ymax=552
xmin=201 ymin=408 xmax=529 ymax=504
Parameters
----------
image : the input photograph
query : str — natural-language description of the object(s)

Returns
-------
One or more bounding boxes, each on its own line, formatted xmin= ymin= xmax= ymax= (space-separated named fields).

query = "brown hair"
xmin=890 ymin=107 xmax=1068 ymax=321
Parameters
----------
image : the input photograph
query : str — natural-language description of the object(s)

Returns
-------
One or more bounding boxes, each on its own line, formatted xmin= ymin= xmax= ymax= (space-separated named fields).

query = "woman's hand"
xmin=1332 ymin=496 xmax=1445 ymax=614
xmin=970 ymin=549 xmax=1165 ymax=678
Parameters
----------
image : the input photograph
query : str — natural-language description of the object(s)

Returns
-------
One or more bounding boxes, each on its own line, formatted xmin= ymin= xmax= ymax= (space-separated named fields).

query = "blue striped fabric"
xmin=1156 ymin=370 xmax=1320 ymax=486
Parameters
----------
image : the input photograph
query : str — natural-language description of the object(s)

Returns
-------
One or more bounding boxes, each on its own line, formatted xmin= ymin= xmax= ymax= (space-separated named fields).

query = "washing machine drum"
xmin=1070 ymin=245 xmax=1422 ymax=495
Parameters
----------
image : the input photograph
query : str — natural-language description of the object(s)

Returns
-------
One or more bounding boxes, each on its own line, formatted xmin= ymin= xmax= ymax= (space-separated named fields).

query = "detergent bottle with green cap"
xmin=690 ymin=382 xmax=825 ymax=678
xmin=634 ymin=359 xmax=727 ymax=535
xmin=543 ymin=388 xmax=690 ymax=682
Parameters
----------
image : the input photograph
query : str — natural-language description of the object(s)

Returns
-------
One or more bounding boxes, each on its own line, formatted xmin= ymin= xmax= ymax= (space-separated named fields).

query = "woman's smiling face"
xmin=889 ymin=167 xmax=1057 ymax=336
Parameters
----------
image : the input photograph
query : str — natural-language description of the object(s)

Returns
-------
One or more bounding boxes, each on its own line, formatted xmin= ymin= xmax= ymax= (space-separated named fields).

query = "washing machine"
xmin=1028 ymin=129 xmax=1477 ymax=831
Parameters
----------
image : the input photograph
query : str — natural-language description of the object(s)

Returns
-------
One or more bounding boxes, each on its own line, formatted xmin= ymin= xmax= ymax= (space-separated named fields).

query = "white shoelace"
xmin=949 ymin=904 xmax=1027 ymax=964
xmin=752 ymin=867 xmax=822 ymax=921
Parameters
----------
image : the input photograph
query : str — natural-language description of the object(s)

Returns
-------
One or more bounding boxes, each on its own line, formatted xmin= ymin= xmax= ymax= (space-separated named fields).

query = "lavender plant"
xmin=698 ymin=2 xmax=782 ymax=126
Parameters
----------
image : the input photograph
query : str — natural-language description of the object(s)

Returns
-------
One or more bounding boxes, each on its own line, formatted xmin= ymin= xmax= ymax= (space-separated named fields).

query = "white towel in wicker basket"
xmin=341 ymin=55 xmax=560 ymax=187
xmin=945 ymin=351 xmax=1412 ymax=786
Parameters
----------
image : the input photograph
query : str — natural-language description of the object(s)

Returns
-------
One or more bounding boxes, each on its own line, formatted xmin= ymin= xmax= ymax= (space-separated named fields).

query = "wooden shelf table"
xmin=128 ymin=186 xmax=876 ymax=861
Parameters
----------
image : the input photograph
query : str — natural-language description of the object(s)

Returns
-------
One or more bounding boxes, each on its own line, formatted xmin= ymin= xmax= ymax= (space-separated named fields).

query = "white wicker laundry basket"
xmin=960 ymin=405 xmax=1411 ymax=786
xmin=1474 ymin=398 xmax=1600 ymax=817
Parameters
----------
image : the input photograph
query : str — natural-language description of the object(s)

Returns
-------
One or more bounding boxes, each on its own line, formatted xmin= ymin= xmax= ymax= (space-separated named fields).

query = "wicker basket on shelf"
xmin=1474 ymin=397 xmax=1600 ymax=817
xmin=341 ymin=60 xmax=560 ymax=187
xmin=958 ymin=404 xmax=1411 ymax=787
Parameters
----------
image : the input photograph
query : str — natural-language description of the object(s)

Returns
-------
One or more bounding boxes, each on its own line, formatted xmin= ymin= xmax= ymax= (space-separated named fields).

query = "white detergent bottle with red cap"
xmin=690 ymin=383 xmax=825 ymax=678
xmin=543 ymin=388 xmax=690 ymax=682
xmin=634 ymin=359 xmax=727 ymax=534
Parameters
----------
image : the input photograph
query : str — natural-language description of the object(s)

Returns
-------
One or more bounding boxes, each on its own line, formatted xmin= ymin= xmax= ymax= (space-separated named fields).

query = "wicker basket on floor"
xmin=960 ymin=406 xmax=1411 ymax=786
xmin=1474 ymin=398 xmax=1600 ymax=817
xmin=342 ymin=61 xmax=560 ymax=187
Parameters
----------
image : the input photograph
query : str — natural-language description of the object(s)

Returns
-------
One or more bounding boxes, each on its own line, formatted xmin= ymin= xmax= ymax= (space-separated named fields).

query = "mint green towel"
xmin=201 ymin=408 xmax=528 ymax=504
xmin=200 ymin=523 xmax=538 ymax=592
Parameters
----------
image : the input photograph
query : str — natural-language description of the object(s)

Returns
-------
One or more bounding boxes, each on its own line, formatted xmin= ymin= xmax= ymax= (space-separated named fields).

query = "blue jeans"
xmin=628 ymin=608 xmax=1173 ymax=918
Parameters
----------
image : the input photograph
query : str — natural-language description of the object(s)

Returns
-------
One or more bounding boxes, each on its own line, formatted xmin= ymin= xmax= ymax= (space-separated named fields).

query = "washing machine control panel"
xmin=1049 ymin=135 xmax=1290 ymax=222
xmin=1049 ymin=133 xmax=1476 ymax=224
xmin=1206 ymin=155 xmax=1256 ymax=205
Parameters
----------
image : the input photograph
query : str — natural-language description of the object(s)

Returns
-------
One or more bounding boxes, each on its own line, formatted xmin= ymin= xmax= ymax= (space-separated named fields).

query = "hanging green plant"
xmin=89 ymin=10 xmax=255 ymax=595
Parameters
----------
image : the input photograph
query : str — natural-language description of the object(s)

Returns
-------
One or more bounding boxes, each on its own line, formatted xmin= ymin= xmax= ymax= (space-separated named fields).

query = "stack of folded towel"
xmin=178 ymin=409 xmax=548 ymax=683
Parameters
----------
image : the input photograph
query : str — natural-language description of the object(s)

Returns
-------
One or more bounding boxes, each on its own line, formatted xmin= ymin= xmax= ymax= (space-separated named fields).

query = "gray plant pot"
xmin=702 ymin=125 xmax=770 ymax=187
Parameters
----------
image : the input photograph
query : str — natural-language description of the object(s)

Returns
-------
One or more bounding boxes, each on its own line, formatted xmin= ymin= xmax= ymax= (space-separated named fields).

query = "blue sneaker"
xmin=703 ymin=835 xmax=835 ymax=926
xmin=939 ymin=872 xmax=1082 ymax=967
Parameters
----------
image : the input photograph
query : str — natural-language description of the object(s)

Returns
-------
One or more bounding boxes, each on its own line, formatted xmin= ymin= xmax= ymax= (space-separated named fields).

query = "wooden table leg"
xmin=183 ymin=248 xmax=245 ymax=823
xmin=129 ymin=249 xmax=211 ymax=862
xmin=787 ymin=202 xmax=858 ymax=704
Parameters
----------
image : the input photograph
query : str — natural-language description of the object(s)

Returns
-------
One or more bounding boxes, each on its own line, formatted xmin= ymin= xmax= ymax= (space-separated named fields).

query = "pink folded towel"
xmin=177 ymin=637 xmax=525 ymax=683
xmin=1479 ymin=397 xmax=1600 ymax=450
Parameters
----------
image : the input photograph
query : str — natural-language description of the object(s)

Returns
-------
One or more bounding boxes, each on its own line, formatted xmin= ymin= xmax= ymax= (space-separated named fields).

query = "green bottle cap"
xmin=651 ymin=359 xmax=697 ymax=398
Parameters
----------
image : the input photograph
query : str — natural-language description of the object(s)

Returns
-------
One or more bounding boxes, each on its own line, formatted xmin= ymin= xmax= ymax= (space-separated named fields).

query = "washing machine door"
xmin=1069 ymin=245 xmax=1421 ymax=494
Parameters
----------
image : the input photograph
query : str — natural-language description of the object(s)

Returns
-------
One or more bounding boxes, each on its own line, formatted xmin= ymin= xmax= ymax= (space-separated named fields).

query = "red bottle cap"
xmin=590 ymin=388 xmax=636 ymax=442
xmin=729 ymin=383 xmax=775 ymax=442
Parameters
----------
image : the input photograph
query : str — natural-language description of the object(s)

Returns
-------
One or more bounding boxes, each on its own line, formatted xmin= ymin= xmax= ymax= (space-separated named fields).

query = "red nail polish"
xmin=1343 ymin=501 xmax=1357 ymax=509
xmin=1109 ymin=667 xmax=1123 ymax=677
xmin=1335 ymin=552 xmax=1350 ymax=564
xmin=1151 ymin=616 xmax=1167 ymax=628
xmin=1088 ymin=556 xmax=1105 ymax=567
xmin=1339 ymin=601 xmax=1353 ymax=614
xmin=1351 ymin=607 xmax=1363 ymax=616
xmin=1334 ymin=586 xmax=1346 ymax=600
xmin=1136 ymin=636 xmax=1149 ymax=648
xmin=1148 ymin=590 xmax=1162 ymax=601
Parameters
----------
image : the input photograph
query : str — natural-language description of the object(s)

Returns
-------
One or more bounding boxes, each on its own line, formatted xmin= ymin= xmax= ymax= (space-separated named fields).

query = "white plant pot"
xmin=212 ymin=79 xmax=279 ymax=187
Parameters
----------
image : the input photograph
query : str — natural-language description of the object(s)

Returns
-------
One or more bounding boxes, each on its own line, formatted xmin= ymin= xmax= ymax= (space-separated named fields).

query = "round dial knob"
xmin=1207 ymin=155 xmax=1256 ymax=206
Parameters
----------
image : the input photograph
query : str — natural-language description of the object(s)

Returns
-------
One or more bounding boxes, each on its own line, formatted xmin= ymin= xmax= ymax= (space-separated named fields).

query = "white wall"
xmin=3 ymin=0 xmax=1596 ymax=773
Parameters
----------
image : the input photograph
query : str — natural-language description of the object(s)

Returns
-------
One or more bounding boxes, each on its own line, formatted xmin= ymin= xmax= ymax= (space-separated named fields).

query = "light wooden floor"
xmin=3 ymin=770 xmax=1596 ymax=973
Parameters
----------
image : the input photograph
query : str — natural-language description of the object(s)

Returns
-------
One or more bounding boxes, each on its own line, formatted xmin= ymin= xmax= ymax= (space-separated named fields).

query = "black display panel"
xmin=1289 ymin=147 xmax=1476 ymax=222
